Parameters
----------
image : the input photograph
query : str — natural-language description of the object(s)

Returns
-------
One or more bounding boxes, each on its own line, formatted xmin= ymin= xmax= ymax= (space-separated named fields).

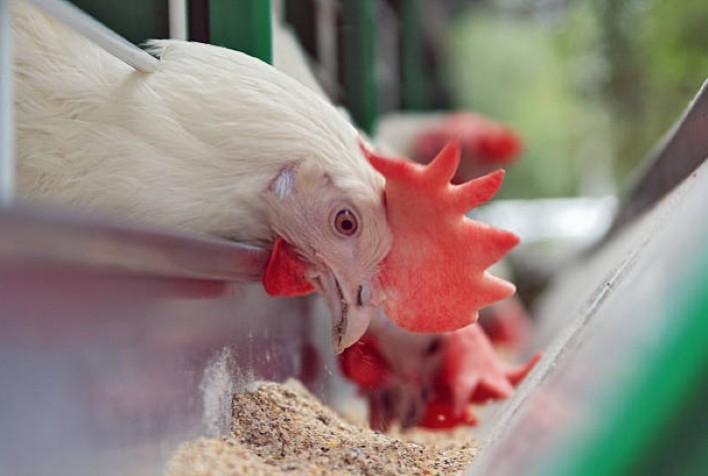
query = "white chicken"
xmin=12 ymin=2 xmax=517 ymax=354
xmin=13 ymin=2 xmax=389 ymax=351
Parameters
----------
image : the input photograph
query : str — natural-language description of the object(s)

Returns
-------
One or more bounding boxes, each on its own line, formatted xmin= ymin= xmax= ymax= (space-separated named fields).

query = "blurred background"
xmin=441 ymin=0 xmax=707 ymax=199
xmin=275 ymin=0 xmax=708 ymax=197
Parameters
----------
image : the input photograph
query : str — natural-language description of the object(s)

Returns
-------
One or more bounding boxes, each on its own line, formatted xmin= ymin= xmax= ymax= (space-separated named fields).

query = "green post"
xmin=340 ymin=0 xmax=379 ymax=134
xmin=209 ymin=0 xmax=272 ymax=64
xmin=400 ymin=0 xmax=427 ymax=110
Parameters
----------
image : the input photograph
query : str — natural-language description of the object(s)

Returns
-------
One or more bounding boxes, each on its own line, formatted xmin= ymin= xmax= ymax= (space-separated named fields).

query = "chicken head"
xmin=263 ymin=162 xmax=392 ymax=353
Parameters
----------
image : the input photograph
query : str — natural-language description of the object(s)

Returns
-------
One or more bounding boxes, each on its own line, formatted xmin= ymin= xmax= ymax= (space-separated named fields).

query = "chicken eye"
xmin=334 ymin=209 xmax=358 ymax=236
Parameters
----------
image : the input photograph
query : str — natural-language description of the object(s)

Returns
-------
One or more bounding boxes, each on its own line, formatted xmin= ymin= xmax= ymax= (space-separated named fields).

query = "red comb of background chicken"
xmin=418 ymin=324 xmax=541 ymax=430
xmin=449 ymin=113 xmax=522 ymax=164
xmin=412 ymin=113 xmax=523 ymax=175
xmin=476 ymin=127 xmax=522 ymax=164
xmin=363 ymin=142 xmax=519 ymax=333
xmin=442 ymin=324 xmax=541 ymax=406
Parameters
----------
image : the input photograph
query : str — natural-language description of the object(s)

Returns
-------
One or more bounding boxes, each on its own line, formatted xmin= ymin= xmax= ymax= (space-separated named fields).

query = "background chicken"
xmin=13 ymin=3 xmax=517 ymax=353
xmin=339 ymin=313 xmax=540 ymax=432
xmin=411 ymin=112 xmax=522 ymax=184
xmin=376 ymin=111 xmax=522 ymax=184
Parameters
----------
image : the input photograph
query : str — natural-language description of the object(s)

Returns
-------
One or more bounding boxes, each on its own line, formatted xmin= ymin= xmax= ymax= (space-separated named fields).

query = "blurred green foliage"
xmin=444 ymin=0 xmax=708 ymax=199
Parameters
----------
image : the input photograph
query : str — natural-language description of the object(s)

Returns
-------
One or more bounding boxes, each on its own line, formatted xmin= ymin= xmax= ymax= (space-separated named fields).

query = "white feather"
xmin=13 ymin=2 xmax=384 ymax=246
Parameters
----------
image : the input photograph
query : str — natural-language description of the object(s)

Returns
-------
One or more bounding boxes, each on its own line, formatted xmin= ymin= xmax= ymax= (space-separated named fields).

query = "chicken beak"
xmin=318 ymin=274 xmax=377 ymax=354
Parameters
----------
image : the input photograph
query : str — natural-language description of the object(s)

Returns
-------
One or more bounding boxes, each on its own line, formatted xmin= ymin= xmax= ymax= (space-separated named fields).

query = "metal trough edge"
xmin=0 ymin=204 xmax=270 ymax=281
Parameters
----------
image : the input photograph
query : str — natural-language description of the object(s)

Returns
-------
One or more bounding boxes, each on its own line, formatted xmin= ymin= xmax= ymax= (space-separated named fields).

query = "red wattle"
xmin=338 ymin=334 xmax=391 ymax=389
xmin=262 ymin=237 xmax=316 ymax=297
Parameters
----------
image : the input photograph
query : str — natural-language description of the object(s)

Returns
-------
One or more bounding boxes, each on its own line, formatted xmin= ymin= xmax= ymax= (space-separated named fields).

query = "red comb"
xmin=444 ymin=325 xmax=541 ymax=407
xmin=476 ymin=126 xmax=522 ymax=164
xmin=363 ymin=141 xmax=519 ymax=333
xmin=419 ymin=325 xmax=541 ymax=429
xmin=263 ymin=238 xmax=316 ymax=297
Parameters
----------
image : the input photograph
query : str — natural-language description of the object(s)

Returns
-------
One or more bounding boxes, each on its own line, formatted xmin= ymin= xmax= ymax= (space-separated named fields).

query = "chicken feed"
xmin=167 ymin=379 xmax=477 ymax=475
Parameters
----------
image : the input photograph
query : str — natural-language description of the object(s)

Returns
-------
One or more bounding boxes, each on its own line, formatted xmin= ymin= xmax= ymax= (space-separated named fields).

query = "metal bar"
xmin=0 ymin=0 xmax=13 ymax=205
xmin=27 ymin=0 xmax=160 ymax=72
xmin=169 ymin=0 xmax=187 ymax=40
xmin=339 ymin=0 xmax=378 ymax=134
xmin=0 ymin=206 xmax=270 ymax=281
xmin=209 ymin=0 xmax=273 ymax=64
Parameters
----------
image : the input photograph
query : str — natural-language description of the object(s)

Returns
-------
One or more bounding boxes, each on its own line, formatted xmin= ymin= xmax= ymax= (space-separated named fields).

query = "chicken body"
xmin=13 ymin=3 xmax=391 ymax=350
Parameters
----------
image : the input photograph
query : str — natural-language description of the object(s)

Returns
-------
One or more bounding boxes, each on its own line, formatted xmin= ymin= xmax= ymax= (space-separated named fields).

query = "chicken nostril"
xmin=357 ymin=284 xmax=372 ymax=307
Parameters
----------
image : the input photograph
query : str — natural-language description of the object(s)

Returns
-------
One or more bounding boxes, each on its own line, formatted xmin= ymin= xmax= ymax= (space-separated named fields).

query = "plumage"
xmin=13 ymin=3 xmax=383 ymax=244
